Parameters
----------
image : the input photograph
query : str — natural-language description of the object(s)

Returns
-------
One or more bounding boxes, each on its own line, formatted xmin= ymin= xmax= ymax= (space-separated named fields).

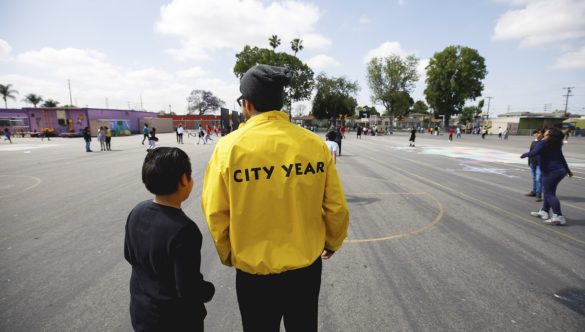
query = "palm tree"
xmin=0 ymin=84 xmax=19 ymax=109
xmin=42 ymin=99 xmax=60 ymax=107
xmin=290 ymin=38 xmax=304 ymax=57
xmin=23 ymin=93 xmax=43 ymax=108
xmin=269 ymin=35 xmax=281 ymax=50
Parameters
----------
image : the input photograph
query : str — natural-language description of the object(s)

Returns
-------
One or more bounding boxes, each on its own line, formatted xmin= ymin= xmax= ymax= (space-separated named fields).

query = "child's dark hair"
xmin=326 ymin=131 xmax=336 ymax=141
xmin=142 ymin=147 xmax=192 ymax=195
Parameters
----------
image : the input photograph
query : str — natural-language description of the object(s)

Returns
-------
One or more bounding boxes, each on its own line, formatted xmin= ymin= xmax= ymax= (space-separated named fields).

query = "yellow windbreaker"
xmin=201 ymin=111 xmax=349 ymax=275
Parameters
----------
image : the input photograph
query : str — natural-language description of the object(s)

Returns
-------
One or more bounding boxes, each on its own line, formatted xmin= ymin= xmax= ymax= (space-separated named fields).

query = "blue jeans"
xmin=530 ymin=163 xmax=542 ymax=195
xmin=85 ymin=141 xmax=91 ymax=152
xmin=541 ymin=168 xmax=567 ymax=216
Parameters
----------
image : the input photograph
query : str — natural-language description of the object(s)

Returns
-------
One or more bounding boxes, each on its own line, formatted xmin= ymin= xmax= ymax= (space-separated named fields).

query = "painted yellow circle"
xmin=344 ymin=192 xmax=444 ymax=243
xmin=0 ymin=175 xmax=42 ymax=198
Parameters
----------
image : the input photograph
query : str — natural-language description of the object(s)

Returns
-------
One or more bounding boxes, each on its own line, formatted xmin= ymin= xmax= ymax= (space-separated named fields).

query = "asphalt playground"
xmin=1 ymin=130 xmax=584 ymax=331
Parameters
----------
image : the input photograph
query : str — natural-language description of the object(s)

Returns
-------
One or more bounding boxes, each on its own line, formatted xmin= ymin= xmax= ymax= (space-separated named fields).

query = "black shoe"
xmin=535 ymin=196 xmax=543 ymax=202
xmin=525 ymin=192 xmax=536 ymax=197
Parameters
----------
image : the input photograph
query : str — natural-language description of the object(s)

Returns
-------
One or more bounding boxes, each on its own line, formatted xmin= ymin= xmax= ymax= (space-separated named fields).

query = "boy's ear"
xmin=179 ymin=173 xmax=188 ymax=187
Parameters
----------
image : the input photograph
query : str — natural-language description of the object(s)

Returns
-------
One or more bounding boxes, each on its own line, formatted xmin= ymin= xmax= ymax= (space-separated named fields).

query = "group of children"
xmin=97 ymin=126 xmax=112 ymax=151
xmin=82 ymin=126 xmax=112 ymax=152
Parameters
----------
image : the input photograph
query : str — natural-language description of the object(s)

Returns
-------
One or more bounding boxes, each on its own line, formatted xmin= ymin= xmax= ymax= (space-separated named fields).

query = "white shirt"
xmin=326 ymin=140 xmax=339 ymax=155
xmin=177 ymin=127 xmax=184 ymax=134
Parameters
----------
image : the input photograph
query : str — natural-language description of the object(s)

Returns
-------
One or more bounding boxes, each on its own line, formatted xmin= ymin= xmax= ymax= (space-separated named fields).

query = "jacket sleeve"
xmin=522 ymin=140 xmax=545 ymax=159
xmin=322 ymin=146 xmax=350 ymax=251
xmin=560 ymin=151 xmax=571 ymax=173
xmin=201 ymin=149 xmax=233 ymax=266
xmin=172 ymin=225 xmax=215 ymax=305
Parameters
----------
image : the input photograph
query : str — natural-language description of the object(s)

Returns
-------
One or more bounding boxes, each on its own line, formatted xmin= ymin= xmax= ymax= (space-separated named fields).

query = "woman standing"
xmin=521 ymin=127 xmax=573 ymax=225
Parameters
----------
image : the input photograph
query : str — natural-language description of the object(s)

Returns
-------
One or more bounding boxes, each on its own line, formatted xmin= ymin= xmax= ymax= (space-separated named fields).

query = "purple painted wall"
xmin=16 ymin=108 xmax=158 ymax=135
xmin=0 ymin=109 xmax=30 ymax=133
xmin=24 ymin=108 xmax=89 ymax=134
xmin=0 ymin=109 xmax=27 ymax=117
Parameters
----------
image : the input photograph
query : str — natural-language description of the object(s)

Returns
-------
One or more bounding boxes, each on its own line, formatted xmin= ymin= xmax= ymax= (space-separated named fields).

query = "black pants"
xmin=236 ymin=258 xmax=322 ymax=332
xmin=105 ymin=137 xmax=111 ymax=150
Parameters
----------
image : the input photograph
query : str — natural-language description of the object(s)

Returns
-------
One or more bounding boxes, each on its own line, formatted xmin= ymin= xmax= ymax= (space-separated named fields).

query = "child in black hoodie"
xmin=125 ymin=147 xmax=214 ymax=331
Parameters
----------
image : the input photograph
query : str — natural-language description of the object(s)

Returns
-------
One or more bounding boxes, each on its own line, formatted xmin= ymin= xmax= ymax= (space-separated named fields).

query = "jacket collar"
xmin=245 ymin=110 xmax=288 ymax=126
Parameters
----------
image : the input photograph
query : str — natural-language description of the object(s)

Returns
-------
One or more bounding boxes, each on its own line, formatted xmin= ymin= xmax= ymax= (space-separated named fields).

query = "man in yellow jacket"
xmin=201 ymin=64 xmax=349 ymax=332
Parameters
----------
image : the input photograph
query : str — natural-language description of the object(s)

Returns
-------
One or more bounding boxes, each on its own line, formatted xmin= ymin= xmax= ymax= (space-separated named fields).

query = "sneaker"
xmin=530 ymin=210 xmax=549 ymax=220
xmin=525 ymin=191 xmax=536 ymax=197
xmin=543 ymin=214 xmax=566 ymax=226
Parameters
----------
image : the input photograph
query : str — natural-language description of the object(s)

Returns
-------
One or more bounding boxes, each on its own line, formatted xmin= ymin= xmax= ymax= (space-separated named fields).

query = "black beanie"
xmin=239 ymin=64 xmax=292 ymax=112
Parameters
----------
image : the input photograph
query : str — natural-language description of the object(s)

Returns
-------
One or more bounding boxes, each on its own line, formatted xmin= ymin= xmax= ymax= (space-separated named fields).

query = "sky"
xmin=1 ymin=0 xmax=584 ymax=116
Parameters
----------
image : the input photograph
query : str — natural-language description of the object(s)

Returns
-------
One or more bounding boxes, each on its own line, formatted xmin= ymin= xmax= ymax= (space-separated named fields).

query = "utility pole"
xmin=563 ymin=87 xmax=574 ymax=117
xmin=67 ymin=79 xmax=73 ymax=106
xmin=485 ymin=96 xmax=493 ymax=119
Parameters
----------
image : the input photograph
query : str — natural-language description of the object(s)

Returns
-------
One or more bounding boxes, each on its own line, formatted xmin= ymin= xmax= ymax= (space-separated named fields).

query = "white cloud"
xmin=176 ymin=66 xmax=207 ymax=78
xmin=2 ymin=47 xmax=238 ymax=113
xmin=359 ymin=15 xmax=371 ymax=25
xmin=493 ymin=0 xmax=585 ymax=47
xmin=417 ymin=58 xmax=430 ymax=81
xmin=156 ymin=0 xmax=330 ymax=60
xmin=552 ymin=46 xmax=585 ymax=69
xmin=0 ymin=39 xmax=12 ymax=60
xmin=300 ymin=33 xmax=332 ymax=50
xmin=363 ymin=41 xmax=409 ymax=63
xmin=306 ymin=54 xmax=341 ymax=70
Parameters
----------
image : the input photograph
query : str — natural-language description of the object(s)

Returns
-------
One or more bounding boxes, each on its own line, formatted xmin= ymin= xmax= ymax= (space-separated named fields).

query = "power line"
xmin=67 ymin=79 xmax=73 ymax=106
xmin=485 ymin=96 xmax=494 ymax=118
xmin=562 ymin=87 xmax=574 ymax=116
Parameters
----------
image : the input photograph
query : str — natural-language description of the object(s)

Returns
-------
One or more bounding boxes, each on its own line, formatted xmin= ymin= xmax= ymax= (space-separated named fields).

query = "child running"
xmin=124 ymin=147 xmax=215 ymax=331
xmin=409 ymin=128 xmax=416 ymax=147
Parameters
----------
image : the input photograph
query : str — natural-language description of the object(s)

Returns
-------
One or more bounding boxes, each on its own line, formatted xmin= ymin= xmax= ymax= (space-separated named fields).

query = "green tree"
xmin=0 ymin=83 xmax=18 ymax=109
xmin=187 ymin=90 xmax=225 ymax=115
xmin=234 ymin=45 xmax=314 ymax=105
xmin=356 ymin=105 xmax=381 ymax=118
xmin=458 ymin=99 xmax=484 ymax=126
xmin=412 ymin=100 xmax=429 ymax=114
xmin=384 ymin=91 xmax=414 ymax=118
xmin=269 ymin=35 xmax=281 ymax=50
xmin=367 ymin=54 xmax=419 ymax=120
xmin=42 ymin=99 xmax=60 ymax=107
xmin=424 ymin=45 xmax=487 ymax=120
xmin=23 ymin=93 xmax=43 ymax=108
xmin=290 ymin=38 xmax=303 ymax=57
xmin=311 ymin=74 xmax=359 ymax=122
